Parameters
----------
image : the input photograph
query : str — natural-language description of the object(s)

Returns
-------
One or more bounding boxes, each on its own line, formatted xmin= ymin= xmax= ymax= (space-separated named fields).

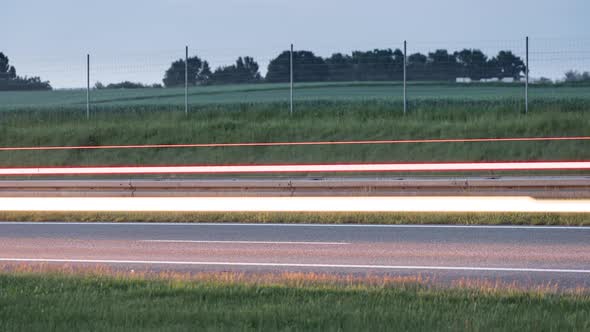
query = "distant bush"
xmin=95 ymin=81 xmax=163 ymax=89
xmin=209 ymin=57 xmax=262 ymax=85
xmin=535 ymin=77 xmax=553 ymax=85
xmin=564 ymin=70 xmax=590 ymax=84
xmin=0 ymin=76 xmax=52 ymax=91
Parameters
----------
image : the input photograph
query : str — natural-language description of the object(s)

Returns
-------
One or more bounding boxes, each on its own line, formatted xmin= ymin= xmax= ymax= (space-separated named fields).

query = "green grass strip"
xmin=0 ymin=272 xmax=588 ymax=331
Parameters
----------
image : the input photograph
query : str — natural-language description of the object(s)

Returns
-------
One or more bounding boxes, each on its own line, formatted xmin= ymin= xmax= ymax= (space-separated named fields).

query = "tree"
xmin=349 ymin=49 xmax=404 ymax=81
xmin=163 ymin=55 xmax=210 ymax=87
xmin=407 ymin=53 xmax=428 ymax=80
xmin=427 ymin=49 xmax=460 ymax=81
xmin=210 ymin=56 xmax=262 ymax=84
xmin=325 ymin=53 xmax=354 ymax=81
xmin=564 ymin=70 xmax=590 ymax=83
xmin=454 ymin=49 xmax=490 ymax=80
xmin=200 ymin=61 xmax=212 ymax=84
xmin=8 ymin=66 xmax=16 ymax=79
xmin=564 ymin=70 xmax=579 ymax=82
xmin=0 ymin=53 xmax=17 ymax=80
xmin=266 ymin=50 xmax=329 ymax=83
xmin=491 ymin=51 xmax=525 ymax=80
xmin=0 ymin=52 xmax=51 ymax=91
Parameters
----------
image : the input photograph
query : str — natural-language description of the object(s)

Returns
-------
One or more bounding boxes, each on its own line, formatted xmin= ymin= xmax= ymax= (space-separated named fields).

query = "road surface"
xmin=0 ymin=222 xmax=589 ymax=289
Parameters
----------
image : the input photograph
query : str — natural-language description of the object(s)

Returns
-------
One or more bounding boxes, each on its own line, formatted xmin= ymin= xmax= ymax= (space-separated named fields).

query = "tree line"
xmin=0 ymin=52 xmax=52 ymax=91
xmin=162 ymin=48 xmax=528 ymax=87
xmin=1 ymin=48 xmax=587 ymax=91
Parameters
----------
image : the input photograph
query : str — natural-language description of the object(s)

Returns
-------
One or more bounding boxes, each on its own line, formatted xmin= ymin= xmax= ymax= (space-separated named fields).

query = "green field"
xmin=1 ymin=271 xmax=588 ymax=331
xmin=1 ymin=81 xmax=590 ymax=109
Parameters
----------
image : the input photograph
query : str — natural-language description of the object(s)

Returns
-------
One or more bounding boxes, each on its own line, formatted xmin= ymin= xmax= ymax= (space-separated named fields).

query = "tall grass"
xmin=0 ymin=271 xmax=588 ymax=331
xmin=0 ymin=99 xmax=588 ymax=167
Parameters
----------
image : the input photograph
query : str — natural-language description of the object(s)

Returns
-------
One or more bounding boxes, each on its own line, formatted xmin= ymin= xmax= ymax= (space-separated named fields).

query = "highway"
xmin=1 ymin=222 xmax=589 ymax=289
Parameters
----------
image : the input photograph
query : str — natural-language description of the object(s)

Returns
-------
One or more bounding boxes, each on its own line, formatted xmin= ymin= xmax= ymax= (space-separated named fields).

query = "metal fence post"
xmin=185 ymin=45 xmax=188 ymax=116
xmin=86 ymin=54 xmax=90 ymax=120
xmin=290 ymin=43 xmax=294 ymax=116
xmin=403 ymin=40 xmax=407 ymax=115
xmin=525 ymin=36 xmax=529 ymax=114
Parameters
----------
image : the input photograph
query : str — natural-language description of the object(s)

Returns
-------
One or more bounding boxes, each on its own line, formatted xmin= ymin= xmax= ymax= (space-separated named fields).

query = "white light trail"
xmin=0 ymin=196 xmax=589 ymax=213
xmin=0 ymin=161 xmax=589 ymax=176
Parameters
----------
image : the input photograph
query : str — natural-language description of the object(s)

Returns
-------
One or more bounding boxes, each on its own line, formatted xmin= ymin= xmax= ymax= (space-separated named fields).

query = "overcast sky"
xmin=3 ymin=0 xmax=590 ymax=88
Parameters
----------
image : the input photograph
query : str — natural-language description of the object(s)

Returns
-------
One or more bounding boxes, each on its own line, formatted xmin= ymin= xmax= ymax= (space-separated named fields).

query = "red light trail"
xmin=0 ymin=136 xmax=588 ymax=152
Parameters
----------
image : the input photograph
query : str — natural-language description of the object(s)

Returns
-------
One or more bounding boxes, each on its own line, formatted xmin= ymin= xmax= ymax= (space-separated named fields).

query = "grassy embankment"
xmin=0 ymin=269 xmax=589 ymax=331
xmin=1 ymin=98 xmax=589 ymax=167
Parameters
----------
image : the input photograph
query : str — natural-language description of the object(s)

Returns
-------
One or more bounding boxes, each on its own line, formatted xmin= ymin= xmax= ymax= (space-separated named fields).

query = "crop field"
xmin=1 ymin=81 xmax=590 ymax=110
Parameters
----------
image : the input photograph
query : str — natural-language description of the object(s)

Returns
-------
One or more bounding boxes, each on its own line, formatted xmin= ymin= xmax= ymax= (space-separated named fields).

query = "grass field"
xmin=1 ymin=270 xmax=589 ymax=331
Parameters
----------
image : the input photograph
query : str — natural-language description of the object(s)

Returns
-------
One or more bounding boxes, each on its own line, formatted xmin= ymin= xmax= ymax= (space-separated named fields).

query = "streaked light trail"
xmin=0 ymin=161 xmax=589 ymax=176
xmin=0 ymin=136 xmax=588 ymax=152
xmin=0 ymin=196 xmax=589 ymax=212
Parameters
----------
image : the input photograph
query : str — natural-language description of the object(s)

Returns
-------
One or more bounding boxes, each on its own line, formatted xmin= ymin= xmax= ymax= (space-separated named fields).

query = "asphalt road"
xmin=1 ymin=222 xmax=589 ymax=289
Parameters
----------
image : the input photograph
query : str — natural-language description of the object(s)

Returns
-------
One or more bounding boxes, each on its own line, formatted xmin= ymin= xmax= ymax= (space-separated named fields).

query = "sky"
xmin=3 ymin=0 xmax=590 ymax=88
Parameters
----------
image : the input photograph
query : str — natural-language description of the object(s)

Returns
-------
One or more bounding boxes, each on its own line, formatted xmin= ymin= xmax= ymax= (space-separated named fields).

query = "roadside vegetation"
xmin=1 ymin=212 xmax=588 ymax=226
xmin=0 ymin=97 xmax=589 ymax=167
xmin=0 ymin=269 xmax=588 ymax=331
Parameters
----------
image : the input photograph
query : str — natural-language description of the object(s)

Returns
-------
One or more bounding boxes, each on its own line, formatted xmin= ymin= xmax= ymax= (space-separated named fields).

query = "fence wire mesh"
xmin=0 ymin=37 xmax=589 ymax=172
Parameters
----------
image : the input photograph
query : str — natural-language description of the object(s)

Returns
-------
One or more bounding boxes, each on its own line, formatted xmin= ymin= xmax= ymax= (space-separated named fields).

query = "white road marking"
xmin=0 ymin=258 xmax=588 ymax=274
xmin=141 ymin=240 xmax=349 ymax=245
xmin=1 ymin=221 xmax=588 ymax=230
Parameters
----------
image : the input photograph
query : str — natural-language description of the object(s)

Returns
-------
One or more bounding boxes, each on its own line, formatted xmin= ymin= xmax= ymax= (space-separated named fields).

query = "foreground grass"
xmin=0 ymin=270 xmax=588 ymax=331
xmin=1 ymin=211 xmax=588 ymax=226
xmin=0 ymin=99 xmax=589 ymax=167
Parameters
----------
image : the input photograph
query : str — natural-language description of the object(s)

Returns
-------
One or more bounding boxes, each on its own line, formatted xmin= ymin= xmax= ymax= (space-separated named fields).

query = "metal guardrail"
xmin=0 ymin=176 xmax=589 ymax=198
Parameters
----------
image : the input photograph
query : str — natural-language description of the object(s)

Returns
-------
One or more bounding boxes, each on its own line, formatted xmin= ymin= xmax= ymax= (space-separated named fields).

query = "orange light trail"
xmin=0 ymin=136 xmax=589 ymax=152
xmin=0 ymin=161 xmax=589 ymax=176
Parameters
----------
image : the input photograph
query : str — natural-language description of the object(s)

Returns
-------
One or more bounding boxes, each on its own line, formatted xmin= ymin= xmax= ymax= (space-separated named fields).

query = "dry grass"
xmin=0 ymin=263 xmax=587 ymax=295
xmin=0 ymin=211 xmax=588 ymax=225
